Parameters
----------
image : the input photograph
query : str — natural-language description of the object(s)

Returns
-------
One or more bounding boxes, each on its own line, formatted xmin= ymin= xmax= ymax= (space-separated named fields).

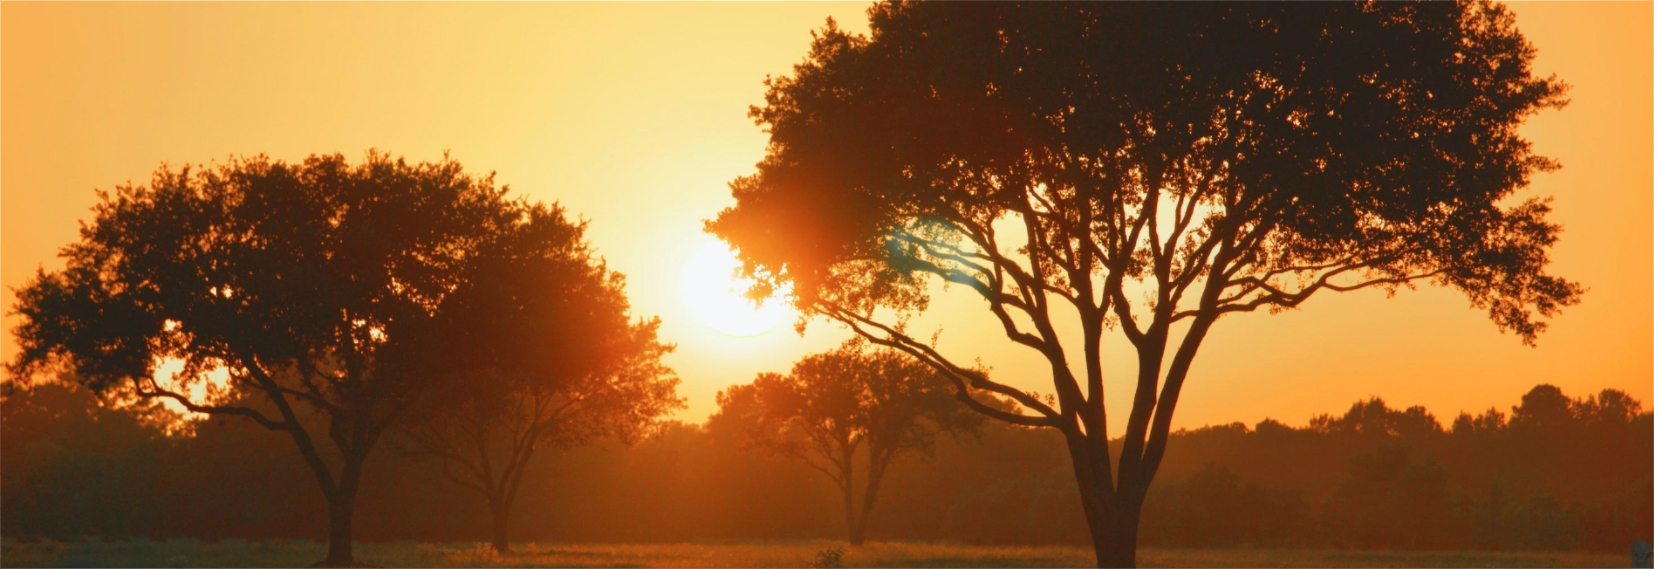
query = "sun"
xmin=680 ymin=241 xmax=792 ymax=337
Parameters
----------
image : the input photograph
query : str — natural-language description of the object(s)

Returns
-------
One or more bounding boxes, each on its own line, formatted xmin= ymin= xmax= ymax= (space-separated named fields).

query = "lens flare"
xmin=680 ymin=241 xmax=791 ymax=337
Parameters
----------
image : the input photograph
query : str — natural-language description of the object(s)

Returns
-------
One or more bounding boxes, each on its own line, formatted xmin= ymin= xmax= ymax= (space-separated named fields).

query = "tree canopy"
xmin=398 ymin=205 xmax=682 ymax=552
xmin=708 ymin=2 xmax=1580 ymax=566
xmin=7 ymin=151 xmax=548 ymax=565
xmin=4 ymin=379 xmax=1645 ymax=551
xmin=711 ymin=341 xmax=983 ymax=545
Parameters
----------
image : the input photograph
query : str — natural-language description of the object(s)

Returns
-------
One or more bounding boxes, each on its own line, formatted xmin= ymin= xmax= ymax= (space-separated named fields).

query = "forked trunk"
xmin=263 ymin=387 xmax=382 ymax=568
xmin=1083 ymin=500 xmax=1142 ymax=569
xmin=1065 ymin=431 xmax=1148 ymax=568
xmin=300 ymin=441 xmax=370 ymax=567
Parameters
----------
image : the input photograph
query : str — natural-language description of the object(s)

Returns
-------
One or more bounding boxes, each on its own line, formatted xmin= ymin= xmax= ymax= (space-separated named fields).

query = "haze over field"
xmin=2 ymin=2 xmax=1648 ymax=434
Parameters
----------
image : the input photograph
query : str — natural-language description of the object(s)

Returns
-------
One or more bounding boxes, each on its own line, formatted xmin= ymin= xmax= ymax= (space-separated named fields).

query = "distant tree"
xmin=1141 ymin=462 xmax=1309 ymax=548
xmin=7 ymin=152 xmax=531 ymax=566
xmin=1309 ymin=398 xmax=1444 ymax=440
xmin=1321 ymin=444 xmax=1456 ymax=549
xmin=1450 ymin=407 xmax=1509 ymax=436
xmin=0 ymin=379 xmax=1644 ymax=549
xmin=708 ymin=2 xmax=1579 ymax=565
xmin=396 ymin=205 xmax=682 ymax=553
xmin=710 ymin=341 xmax=984 ymax=545
xmin=0 ymin=381 xmax=179 ymax=539
xmin=1510 ymin=384 xmax=1576 ymax=429
xmin=1574 ymin=389 xmax=1644 ymax=427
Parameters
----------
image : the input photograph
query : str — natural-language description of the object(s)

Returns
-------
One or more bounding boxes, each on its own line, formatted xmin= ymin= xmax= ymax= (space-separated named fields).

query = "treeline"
xmin=2 ymin=381 xmax=1647 ymax=551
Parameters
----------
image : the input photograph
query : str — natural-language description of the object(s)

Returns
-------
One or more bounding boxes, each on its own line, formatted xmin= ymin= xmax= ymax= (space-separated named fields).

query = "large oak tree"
xmin=9 ymin=152 xmax=544 ymax=566
xmin=708 ymin=2 xmax=1581 ymax=566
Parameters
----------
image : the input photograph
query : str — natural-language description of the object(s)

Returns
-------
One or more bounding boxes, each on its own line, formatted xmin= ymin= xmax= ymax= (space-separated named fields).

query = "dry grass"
xmin=0 ymin=538 xmax=1625 ymax=568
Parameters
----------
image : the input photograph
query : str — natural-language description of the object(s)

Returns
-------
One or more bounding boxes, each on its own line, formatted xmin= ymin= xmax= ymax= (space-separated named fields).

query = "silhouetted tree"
xmin=711 ymin=341 xmax=983 ymax=545
xmin=1309 ymin=398 xmax=1445 ymax=441
xmin=7 ymin=151 xmax=532 ymax=566
xmin=0 ymin=381 xmax=1645 ymax=549
xmin=396 ymin=205 xmax=682 ymax=553
xmin=1450 ymin=406 xmax=1509 ymax=436
xmin=708 ymin=3 xmax=1579 ymax=565
xmin=1575 ymin=389 xmax=1644 ymax=427
xmin=1140 ymin=462 xmax=1309 ymax=548
xmin=1321 ymin=444 xmax=1456 ymax=549
xmin=0 ymin=380 xmax=180 ymax=539
xmin=1510 ymin=384 xmax=1576 ymax=430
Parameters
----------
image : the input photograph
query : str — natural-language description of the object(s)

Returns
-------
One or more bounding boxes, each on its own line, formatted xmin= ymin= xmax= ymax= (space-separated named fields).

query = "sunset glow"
xmin=1 ymin=0 xmax=1646 ymax=431
xmin=681 ymin=241 xmax=792 ymax=338
xmin=0 ymin=3 xmax=1648 ymax=566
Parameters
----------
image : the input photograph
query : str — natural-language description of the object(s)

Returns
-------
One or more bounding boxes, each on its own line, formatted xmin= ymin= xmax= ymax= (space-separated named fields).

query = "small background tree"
xmin=396 ymin=203 xmax=682 ymax=553
xmin=710 ymin=341 xmax=984 ymax=545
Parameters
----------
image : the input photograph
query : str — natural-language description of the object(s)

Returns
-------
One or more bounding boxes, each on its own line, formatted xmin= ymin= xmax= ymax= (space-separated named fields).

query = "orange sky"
xmin=3 ymin=2 xmax=1649 ymax=434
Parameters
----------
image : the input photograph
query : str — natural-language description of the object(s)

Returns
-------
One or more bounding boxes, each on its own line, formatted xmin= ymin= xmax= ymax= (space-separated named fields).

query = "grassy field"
xmin=0 ymin=538 xmax=1626 ymax=568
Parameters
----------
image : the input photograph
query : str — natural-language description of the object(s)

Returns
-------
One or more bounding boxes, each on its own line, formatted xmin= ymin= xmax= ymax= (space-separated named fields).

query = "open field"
xmin=0 ymin=538 xmax=1626 ymax=568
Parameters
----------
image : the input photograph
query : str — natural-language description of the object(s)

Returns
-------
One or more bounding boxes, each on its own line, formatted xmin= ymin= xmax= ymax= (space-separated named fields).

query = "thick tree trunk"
xmin=313 ymin=450 xmax=370 ymax=567
xmin=321 ymin=492 xmax=358 ymax=567
xmin=489 ymin=497 xmax=512 ymax=553
xmin=1065 ymin=431 xmax=1148 ymax=568
xmin=1074 ymin=476 xmax=1145 ymax=568
xmin=256 ymin=379 xmax=389 ymax=568
xmin=1088 ymin=501 xmax=1142 ymax=568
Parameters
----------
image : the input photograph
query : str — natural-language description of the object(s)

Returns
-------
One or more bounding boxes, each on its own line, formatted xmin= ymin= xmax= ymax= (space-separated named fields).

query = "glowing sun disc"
xmin=681 ymin=242 xmax=791 ymax=337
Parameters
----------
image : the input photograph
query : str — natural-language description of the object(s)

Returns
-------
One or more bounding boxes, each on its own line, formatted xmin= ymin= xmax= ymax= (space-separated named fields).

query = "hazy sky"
xmin=3 ymin=2 xmax=1648 ymax=433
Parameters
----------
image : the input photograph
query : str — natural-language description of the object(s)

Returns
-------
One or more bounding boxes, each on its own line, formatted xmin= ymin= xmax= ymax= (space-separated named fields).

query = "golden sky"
xmin=3 ymin=2 xmax=1648 ymax=433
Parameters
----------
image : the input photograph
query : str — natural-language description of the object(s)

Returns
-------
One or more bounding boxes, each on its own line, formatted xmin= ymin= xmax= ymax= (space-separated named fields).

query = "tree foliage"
xmin=3 ymin=380 xmax=1645 ymax=551
xmin=708 ymin=2 xmax=1580 ymax=565
xmin=396 ymin=204 xmax=682 ymax=552
xmin=7 ymin=151 xmax=538 ymax=565
xmin=711 ymin=341 xmax=984 ymax=544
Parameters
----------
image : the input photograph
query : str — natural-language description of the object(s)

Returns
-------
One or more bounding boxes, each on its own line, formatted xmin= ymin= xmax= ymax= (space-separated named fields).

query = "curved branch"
xmin=130 ymin=376 xmax=289 ymax=431
xmin=817 ymin=302 xmax=1060 ymax=428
